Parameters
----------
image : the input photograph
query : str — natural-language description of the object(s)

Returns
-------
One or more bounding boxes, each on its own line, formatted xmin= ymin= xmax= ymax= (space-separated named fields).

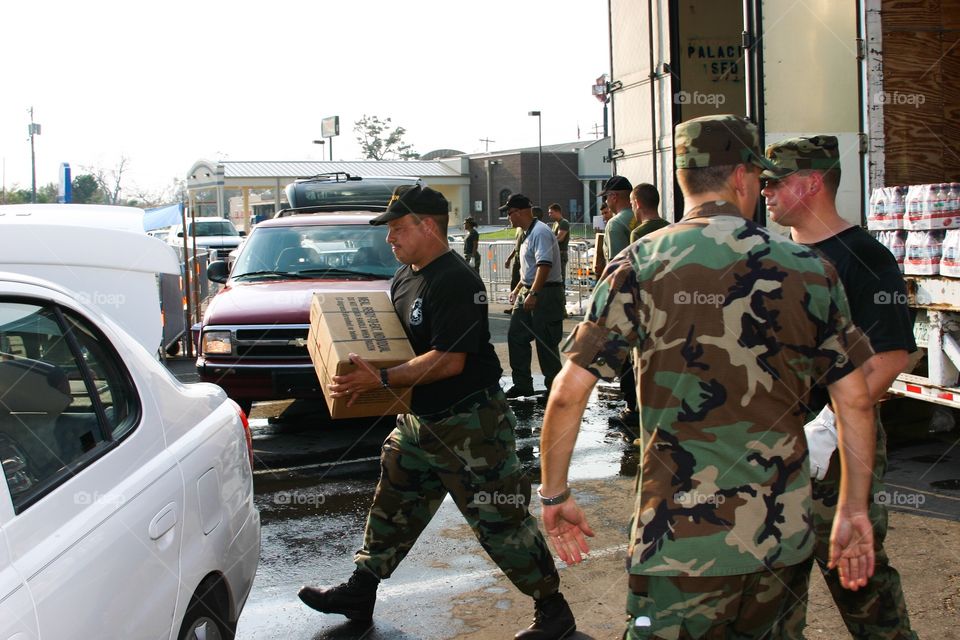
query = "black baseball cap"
xmin=369 ymin=184 xmax=449 ymax=225
xmin=599 ymin=175 xmax=633 ymax=195
xmin=498 ymin=193 xmax=533 ymax=212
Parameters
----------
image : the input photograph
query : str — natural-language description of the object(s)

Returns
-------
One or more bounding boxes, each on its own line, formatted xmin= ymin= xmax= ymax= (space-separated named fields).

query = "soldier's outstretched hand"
xmin=542 ymin=498 xmax=595 ymax=565
xmin=828 ymin=507 xmax=876 ymax=590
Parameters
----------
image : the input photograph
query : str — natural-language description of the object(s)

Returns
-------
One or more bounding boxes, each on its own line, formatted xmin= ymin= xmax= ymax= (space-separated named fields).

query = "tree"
xmin=353 ymin=115 xmax=419 ymax=160
xmin=85 ymin=156 xmax=130 ymax=205
xmin=71 ymin=174 xmax=102 ymax=204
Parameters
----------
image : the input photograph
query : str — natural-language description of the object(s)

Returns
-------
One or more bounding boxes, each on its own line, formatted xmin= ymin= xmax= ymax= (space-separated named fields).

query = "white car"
xmin=167 ymin=218 xmax=244 ymax=262
xmin=0 ymin=272 xmax=260 ymax=640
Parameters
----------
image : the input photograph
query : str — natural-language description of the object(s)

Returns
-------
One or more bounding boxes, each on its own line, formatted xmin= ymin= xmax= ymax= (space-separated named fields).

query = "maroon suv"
xmin=198 ymin=211 xmax=400 ymax=415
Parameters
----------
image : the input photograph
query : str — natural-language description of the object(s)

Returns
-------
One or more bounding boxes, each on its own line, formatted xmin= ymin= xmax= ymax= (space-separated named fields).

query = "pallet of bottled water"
xmin=870 ymin=184 xmax=960 ymax=276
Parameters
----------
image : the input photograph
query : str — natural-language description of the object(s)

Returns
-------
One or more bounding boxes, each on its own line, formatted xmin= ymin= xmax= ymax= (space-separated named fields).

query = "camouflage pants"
xmin=623 ymin=565 xmax=807 ymax=640
xmin=789 ymin=422 xmax=918 ymax=639
xmin=354 ymin=391 xmax=560 ymax=599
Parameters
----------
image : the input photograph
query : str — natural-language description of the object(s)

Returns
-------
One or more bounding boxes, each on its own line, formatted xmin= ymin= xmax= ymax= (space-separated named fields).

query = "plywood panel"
xmin=882 ymin=0 xmax=943 ymax=29
xmin=942 ymin=0 xmax=960 ymax=29
xmin=941 ymin=33 xmax=960 ymax=180
xmin=882 ymin=30 xmax=946 ymax=185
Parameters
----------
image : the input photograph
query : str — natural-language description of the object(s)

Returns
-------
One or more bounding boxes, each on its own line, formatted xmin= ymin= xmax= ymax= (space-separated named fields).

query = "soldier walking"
xmin=298 ymin=185 xmax=575 ymax=640
xmin=763 ymin=136 xmax=918 ymax=639
xmin=537 ymin=115 xmax=878 ymax=638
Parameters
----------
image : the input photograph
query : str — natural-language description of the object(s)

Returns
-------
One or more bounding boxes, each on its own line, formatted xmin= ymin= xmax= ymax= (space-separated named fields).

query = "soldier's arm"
xmin=825 ymin=367 xmax=876 ymax=590
xmin=540 ymin=360 xmax=599 ymax=564
xmin=330 ymin=350 xmax=467 ymax=407
xmin=861 ymin=350 xmax=910 ymax=404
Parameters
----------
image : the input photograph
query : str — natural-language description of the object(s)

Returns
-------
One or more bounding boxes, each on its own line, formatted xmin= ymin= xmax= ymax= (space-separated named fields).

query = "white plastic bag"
xmin=804 ymin=405 xmax=837 ymax=481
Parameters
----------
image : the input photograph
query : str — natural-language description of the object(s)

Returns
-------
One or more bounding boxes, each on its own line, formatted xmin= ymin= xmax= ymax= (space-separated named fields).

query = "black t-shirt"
xmin=464 ymin=228 xmax=479 ymax=256
xmin=390 ymin=250 xmax=502 ymax=415
xmin=807 ymin=226 xmax=916 ymax=411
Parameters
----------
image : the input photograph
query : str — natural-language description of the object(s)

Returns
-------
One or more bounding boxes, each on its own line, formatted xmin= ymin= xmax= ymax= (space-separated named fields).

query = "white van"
xmin=0 ymin=204 xmax=179 ymax=354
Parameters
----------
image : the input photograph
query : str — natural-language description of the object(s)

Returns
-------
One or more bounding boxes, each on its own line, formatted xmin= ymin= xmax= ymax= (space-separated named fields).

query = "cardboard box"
xmin=592 ymin=232 xmax=606 ymax=276
xmin=307 ymin=291 xmax=415 ymax=419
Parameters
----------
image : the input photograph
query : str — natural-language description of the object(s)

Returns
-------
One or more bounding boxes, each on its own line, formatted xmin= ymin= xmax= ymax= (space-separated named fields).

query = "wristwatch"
xmin=528 ymin=290 xmax=539 ymax=297
xmin=537 ymin=485 xmax=571 ymax=506
xmin=379 ymin=368 xmax=389 ymax=388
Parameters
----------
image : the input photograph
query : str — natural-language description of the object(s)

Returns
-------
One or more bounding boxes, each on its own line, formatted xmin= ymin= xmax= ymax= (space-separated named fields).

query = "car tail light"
xmin=228 ymin=399 xmax=255 ymax=469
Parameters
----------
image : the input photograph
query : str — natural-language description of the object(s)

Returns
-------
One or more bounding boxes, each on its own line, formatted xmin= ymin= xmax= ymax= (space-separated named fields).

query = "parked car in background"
xmin=167 ymin=217 xmax=244 ymax=261
xmin=0 ymin=204 xmax=180 ymax=356
xmin=0 ymin=272 xmax=260 ymax=640
xmin=197 ymin=174 xmax=417 ymax=416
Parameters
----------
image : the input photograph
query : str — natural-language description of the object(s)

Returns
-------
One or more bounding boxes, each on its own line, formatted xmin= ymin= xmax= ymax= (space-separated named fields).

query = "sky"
xmin=1 ymin=0 xmax=610 ymax=198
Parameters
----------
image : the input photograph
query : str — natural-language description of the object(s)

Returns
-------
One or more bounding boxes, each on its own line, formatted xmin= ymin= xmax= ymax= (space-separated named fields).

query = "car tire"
xmin=178 ymin=597 xmax=235 ymax=640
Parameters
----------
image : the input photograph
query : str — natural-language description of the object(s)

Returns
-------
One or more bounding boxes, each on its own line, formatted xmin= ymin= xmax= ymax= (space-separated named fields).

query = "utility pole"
xmin=28 ymin=107 xmax=41 ymax=203
xmin=480 ymin=137 xmax=495 ymax=153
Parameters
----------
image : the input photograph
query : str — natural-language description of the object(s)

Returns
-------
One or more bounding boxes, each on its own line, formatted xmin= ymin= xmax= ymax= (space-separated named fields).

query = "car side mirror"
xmin=207 ymin=260 xmax=229 ymax=284
xmin=239 ymin=230 xmax=247 ymax=237
xmin=177 ymin=231 xmax=184 ymax=237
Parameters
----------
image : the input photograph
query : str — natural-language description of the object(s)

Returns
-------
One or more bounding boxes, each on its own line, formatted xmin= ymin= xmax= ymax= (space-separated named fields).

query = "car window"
xmin=0 ymin=299 xmax=140 ymax=513
xmin=190 ymin=220 xmax=239 ymax=237
xmin=231 ymin=224 xmax=399 ymax=278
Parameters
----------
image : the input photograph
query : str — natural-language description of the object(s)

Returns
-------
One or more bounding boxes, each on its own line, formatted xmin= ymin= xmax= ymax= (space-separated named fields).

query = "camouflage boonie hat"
xmin=674 ymin=114 xmax=776 ymax=171
xmin=762 ymin=135 xmax=841 ymax=179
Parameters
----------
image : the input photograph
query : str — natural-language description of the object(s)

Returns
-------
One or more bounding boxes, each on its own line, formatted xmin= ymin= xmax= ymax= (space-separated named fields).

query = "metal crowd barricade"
xmin=451 ymin=237 xmax=598 ymax=313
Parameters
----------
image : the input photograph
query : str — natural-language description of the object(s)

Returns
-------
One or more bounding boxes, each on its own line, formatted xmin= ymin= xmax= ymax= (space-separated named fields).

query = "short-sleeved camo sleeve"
xmin=562 ymin=254 xmax=644 ymax=380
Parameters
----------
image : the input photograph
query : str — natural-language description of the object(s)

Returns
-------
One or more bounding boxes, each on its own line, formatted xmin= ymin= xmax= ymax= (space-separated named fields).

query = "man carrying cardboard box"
xmin=298 ymin=184 xmax=576 ymax=640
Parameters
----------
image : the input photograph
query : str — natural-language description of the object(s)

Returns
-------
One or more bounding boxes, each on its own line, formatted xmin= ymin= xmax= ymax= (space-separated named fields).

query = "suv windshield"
xmin=231 ymin=224 xmax=399 ymax=279
xmin=189 ymin=220 xmax=239 ymax=237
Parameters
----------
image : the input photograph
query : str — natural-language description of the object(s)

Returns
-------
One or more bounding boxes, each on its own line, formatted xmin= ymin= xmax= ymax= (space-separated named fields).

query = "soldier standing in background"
xmin=610 ymin=183 xmax=668 ymax=430
xmin=548 ymin=203 xmax=570 ymax=283
xmin=763 ymin=136 xmax=918 ymax=640
xmin=600 ymin=175 xmax=634 ymax=261
xmin=463 ymin=216 xmax=480 ymax=273
xmin=537 ymin=115 xmax=878 ymax=638
xmin=299 ymin=185 xmax=576 ymax=640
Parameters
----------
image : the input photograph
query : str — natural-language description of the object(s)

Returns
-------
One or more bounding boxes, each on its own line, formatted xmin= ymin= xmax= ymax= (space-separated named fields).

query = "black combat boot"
xmin=515 ymin=592 xmax=576 ymax=640
xmin=298 ymin=569 xmax=379 ymax=623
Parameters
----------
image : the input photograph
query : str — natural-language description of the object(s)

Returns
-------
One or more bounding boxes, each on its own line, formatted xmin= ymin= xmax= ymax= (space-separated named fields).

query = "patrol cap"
xmin=499 ymin=193 xmax=533 ymax=212
xmin=762 ymin=135 xmax=841 ymax=179
xmin=674 ymin=114 xmax=777 ymax=171
xmin=599 ymin=175 xmax=633 ymax=195
xmin=369 ymin=184 xmax=449 ymax=225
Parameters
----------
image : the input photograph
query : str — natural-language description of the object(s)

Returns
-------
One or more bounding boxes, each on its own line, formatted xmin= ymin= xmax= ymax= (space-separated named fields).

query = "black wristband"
xmin=379 ymin=368 xmax=389 ymax=388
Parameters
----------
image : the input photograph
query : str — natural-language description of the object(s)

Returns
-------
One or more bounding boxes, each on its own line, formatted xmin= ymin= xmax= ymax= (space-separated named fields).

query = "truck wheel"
xmin=178 ymin=597 xmax=235 ymax=640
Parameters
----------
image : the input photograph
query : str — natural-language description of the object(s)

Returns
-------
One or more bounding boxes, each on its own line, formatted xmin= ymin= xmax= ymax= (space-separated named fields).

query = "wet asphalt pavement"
xmin=162 ymin=310 xmax=960 ymax=640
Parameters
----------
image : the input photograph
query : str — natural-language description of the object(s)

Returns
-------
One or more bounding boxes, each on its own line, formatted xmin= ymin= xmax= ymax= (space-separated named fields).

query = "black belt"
xmin=521 ymin=282 xmax=563 ymax=289
xmin=416 ymin=383 xmax=503 ymax=422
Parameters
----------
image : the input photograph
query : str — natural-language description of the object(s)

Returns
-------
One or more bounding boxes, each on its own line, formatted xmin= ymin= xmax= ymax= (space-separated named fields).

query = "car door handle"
xmin=149 ymin=503 xmax=178 ymax=540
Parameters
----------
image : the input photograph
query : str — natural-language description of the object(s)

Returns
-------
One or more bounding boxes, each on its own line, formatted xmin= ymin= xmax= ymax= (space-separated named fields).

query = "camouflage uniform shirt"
xmin=563 ymin=200 xmax=873 ymax=577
